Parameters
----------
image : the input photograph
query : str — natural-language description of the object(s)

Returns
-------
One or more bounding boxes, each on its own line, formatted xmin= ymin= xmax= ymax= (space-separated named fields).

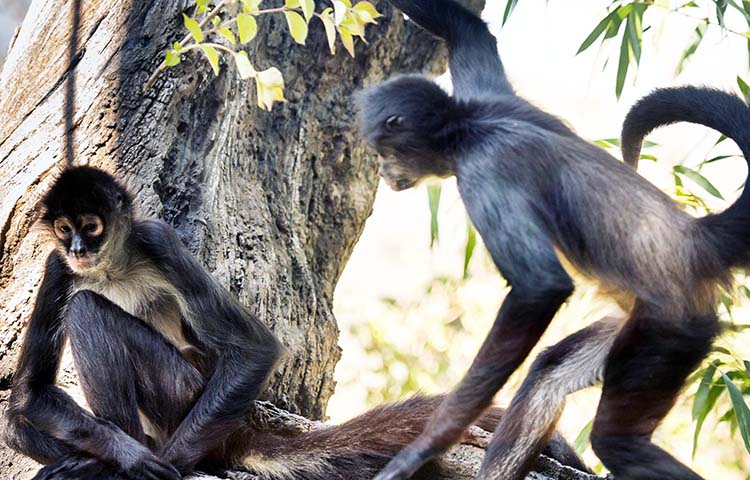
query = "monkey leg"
xmin=477 ymin=316 xmax=624 ymax=480
xmin=590 ymin=304 xmax=720 ymax=480
xmin=65 ymin=290 xmax=204 ymax=445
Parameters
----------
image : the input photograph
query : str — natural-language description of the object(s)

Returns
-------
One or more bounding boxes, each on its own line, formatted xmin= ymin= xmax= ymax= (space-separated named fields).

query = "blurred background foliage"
xmin=331 ymin=1 xmax=750 ymax=478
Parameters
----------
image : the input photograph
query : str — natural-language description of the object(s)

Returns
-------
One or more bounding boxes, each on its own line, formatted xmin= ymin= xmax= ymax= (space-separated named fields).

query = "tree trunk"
xmin=0 ymin=0 xmax=446 ymax=475
xmin=0 ymin=0 xmax=445 ymax=413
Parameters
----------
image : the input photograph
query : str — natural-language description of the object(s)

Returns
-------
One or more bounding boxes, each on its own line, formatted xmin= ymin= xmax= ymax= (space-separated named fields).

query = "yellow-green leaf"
xmin=338 ymin=27 xmax=355 ymax=56
xmin=341 ymin=14 xmax=366 ymax=37
xmin=353 ymin=1 xmax=381 ymax=20
xmin=183 ymin=13 xmax=204 ymax=42
xmin=165 ymin=49 xmax=181 ymax=66
xmin=300 ymin=0 xmax=315 ymax=22
xmin=285 ymin=0 xmax=301 ymax=6
xmin=333 ymin=0 xmax=348 ymax=25
xmin=218 ymin=27 xmax=237 ymax=44
xmin=284 ymin=11 xmax=308 ymax=44
xmin=242 ymin=0 xmax=263 ymax=13
xmin=256 ymin=67 xmax=287 ymax=110
xmin=237 ymin=13 xmax=258 ymax=44
xmin=320 ymin=8 xmax=337 ymax=54
xmin=199 ymin=45 xmax=220 ymax=76
xmin=234 ymin=51 xmax=256 ymax=79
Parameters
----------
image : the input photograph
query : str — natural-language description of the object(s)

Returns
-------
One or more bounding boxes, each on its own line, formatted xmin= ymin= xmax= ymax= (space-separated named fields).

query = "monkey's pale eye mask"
xmin=53 ymin=214 xmax=104 ymax=241
xmin=53 ymin=218 xmax=74 ymax=241
xmin=79 ymin=214 xmax=104 ymax=237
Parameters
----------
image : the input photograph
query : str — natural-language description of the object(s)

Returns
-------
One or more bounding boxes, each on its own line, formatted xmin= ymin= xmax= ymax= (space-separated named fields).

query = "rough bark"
xmin=0 ymin=0 xmax=446 ymax=416
xmin=0 ymin=0 xmax=448 ymax=475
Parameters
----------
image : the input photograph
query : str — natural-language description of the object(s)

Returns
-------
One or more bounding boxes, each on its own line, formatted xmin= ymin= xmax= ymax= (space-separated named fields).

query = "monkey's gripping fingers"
xmin=32 ymin=455 xmax=126 ymax=480
xmin=119 ymin=448 xmax=182 ymax=480
xmin=373 ymin=443 xmax=432 ymax=480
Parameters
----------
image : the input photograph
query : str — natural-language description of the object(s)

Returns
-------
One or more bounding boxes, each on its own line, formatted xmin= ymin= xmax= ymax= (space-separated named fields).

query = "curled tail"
xmin=235 ymin=396 xmax=587 ymax=479
xmin=621 ymin=86 xmax=750 ymax=267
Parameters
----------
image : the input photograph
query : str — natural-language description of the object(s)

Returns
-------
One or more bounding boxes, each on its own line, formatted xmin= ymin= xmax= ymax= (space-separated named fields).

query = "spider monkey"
xmin=3 ymin=166 xmax=587 ymax=480
xmin=358 ymin=1 xmax=750 ymax=479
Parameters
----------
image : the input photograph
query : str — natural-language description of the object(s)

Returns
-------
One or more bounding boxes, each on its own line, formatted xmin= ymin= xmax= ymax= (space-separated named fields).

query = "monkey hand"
xmin=373 ymin=444 xmax=432 ymax=480
xmin=117 ymin=444 xmax=182 ymax=480
xmin=32 ymin=455 xmax=126 ymax=480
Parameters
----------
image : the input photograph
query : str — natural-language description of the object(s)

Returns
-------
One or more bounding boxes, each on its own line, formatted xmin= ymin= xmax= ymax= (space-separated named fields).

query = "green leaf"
xmin=165 ymin=49 xmax=181 ymax=66
xmin=643 ymin=140 xmax=659 ymax=148
xmin=199 ymin=45 xmax=220 ymax=76
xmin=212 ymin=16 xmax=221 ymax=27
xmin=285 ymin=11 xmax=309 ymax=44
xmin=502 ymin=0 xmax=519 ymax=26
xmin=673 ymin=165 xmax=725 ymax=200
xmin=427 ymin=184 xmax=441 ymax=248
xmin=237 ymin=13 xmax=258 ymax=44
xmin=692 ymin=362 xmax=719 ymax=457
xmin=702 ymin=154 xmax=736 ymax=165
xmin=463 ymin=219 xmax=477 ymax=280
xmin=333 ymin=0 xmax=348 ymax=25
xmin=640 ymin=154 xmax=657 ymax=161
xmin=676 ymin=20 xmax=707 ymax=75
xmin=320 ymin=8 xmax=337 ymax=54
xmin=339 ymin=27 xmax=355 ymax=56
xmin=233 ymin=51 xmax=256 ymax=79
xmin=353 ymin=1 xmax=382 ymax=21
xmin=626 ymin=4 xmax=645 ymax=64
xmin=720 ymin=370 xmax=750 ymax=453
xmin=616 ymin=26 xmax=631 ymax=99
xmin=218 ymin=27 xmax=236 ymax=44
xmin=717 ymin=0 xmax=728 ymax=28
xmin=300 ymin=0 xmax=316 ymax=22
xmin=242 ymin=0 xmax=263 ymax=14
xmin=577 ymin=11 xmax=615 ymax=54
xmin=573 ymin=419 xmax=594 ymax=455
xmin=255 ymin=67 xmax=287 ymax=110
xmin=183 ymin=13 xmax=204 ymax=42
xmin=728 ymin=0 xmax=750 ymax=23
xmin=738 ymin=76 xmax=750 ymax=101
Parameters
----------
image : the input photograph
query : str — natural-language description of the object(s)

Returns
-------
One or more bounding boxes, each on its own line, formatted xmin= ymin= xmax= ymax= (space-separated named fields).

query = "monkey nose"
xmin=71 ymin=238 xmax=87 ymax=257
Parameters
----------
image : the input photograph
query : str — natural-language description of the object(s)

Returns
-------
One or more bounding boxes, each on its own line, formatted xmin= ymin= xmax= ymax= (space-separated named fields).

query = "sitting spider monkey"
xmin=358 ymin=1 xmax=750 ymax=479
xmin=3 ymin=166 xmax=587 ymax=480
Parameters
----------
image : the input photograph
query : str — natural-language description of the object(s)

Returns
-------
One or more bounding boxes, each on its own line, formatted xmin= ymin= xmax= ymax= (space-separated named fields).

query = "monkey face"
xmin=51 ymin=213 xmax=105 ymax=272
xmin=357 ymin=75 xmax=457 ymax=191
xmin=41 ymin=166 xmax=132 ymax=274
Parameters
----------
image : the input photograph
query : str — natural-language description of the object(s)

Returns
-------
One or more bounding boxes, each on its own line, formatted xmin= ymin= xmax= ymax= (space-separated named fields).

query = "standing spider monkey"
xmin=3 ymin=166 xmax=586 ymax=480
xmin=359 ymin=1 xmax=750 ymax=479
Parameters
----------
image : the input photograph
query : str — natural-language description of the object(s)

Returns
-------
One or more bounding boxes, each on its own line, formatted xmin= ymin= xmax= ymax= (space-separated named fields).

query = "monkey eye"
xmin=53 ymin=218 xmax=74 ymax=240
xmin=385 ymin=115 xmax=404 ymax=130
xmin=79 ymin=214 xmax=104 ymax=237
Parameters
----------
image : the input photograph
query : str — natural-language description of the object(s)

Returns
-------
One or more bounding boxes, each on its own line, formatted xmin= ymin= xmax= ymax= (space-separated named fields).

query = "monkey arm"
xmin=135 ymin=220 xmax=282 ymax=474
xmin=4 ymin=253 xmax=170 ymax=474
xmin=387 ymin=0 xmax=513 ymax=99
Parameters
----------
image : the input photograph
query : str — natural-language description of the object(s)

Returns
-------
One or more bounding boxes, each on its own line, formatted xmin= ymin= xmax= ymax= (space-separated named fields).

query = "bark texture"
xmin=0 ymin=0 xmax=445 ymax=415
xmin=0 ymin=0 xmax=448 ymax=475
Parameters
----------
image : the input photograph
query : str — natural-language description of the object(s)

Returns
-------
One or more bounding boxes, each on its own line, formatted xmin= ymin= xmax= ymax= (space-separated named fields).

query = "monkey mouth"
xmin=378 ymin=163 xmax=417 ymax=192
xmin=66 ymin=254 xmax=99 ymax=272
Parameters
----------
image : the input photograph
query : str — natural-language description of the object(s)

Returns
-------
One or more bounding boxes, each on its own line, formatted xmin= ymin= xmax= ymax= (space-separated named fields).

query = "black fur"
xmin=6 ymin=167 xmax=588 ymax=480
xmin=360 ymin=1 xmax=750 ymax=479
